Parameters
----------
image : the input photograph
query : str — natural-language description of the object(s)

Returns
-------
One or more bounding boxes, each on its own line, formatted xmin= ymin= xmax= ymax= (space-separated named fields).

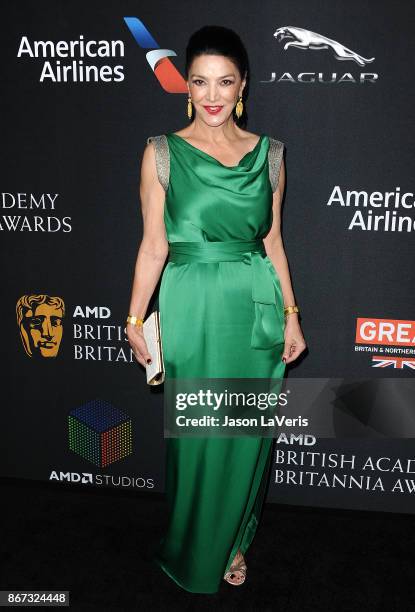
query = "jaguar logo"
xmin=274 ymin=26 xmax=375 ymax=66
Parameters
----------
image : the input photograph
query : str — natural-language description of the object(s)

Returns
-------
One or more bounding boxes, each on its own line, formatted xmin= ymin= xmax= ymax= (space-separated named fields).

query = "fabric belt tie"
xmin=168 ymin=239 xmax=285 ymax=349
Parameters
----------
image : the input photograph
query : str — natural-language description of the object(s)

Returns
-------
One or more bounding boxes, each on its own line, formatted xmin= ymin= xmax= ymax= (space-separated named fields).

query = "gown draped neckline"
xmin=168 ymin=132 xmax=267 ymax=170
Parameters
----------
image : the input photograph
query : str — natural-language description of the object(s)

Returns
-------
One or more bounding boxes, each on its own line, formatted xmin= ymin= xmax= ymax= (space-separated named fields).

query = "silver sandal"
xmin=224 ymin=553 xmax=247 ymax=586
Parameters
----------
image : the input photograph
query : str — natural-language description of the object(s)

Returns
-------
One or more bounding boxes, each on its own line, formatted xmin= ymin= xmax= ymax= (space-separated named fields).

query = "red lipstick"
xmin=203 ymin=106 xmax=223 ymax=115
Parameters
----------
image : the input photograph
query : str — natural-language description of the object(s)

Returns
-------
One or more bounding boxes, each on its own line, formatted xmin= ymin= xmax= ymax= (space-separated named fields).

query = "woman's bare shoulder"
xmin=238 ymin=129 xmax=262 ymax=143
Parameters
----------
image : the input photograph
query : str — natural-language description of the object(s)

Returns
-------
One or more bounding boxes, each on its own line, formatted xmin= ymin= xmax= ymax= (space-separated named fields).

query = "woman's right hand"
xmin=126 ymin=323 xmax=153 ymax=368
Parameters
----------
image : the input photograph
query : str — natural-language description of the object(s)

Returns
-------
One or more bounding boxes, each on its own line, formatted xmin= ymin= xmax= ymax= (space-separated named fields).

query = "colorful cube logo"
xmin=69 ymin=400 xmax=132 ymax=467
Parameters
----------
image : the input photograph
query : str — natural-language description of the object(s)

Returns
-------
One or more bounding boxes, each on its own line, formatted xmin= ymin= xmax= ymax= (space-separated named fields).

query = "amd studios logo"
xmin=263 ymin=26 xmax=378 ymax=85
xmin=49 ymin=470 xmax=155 ymax=489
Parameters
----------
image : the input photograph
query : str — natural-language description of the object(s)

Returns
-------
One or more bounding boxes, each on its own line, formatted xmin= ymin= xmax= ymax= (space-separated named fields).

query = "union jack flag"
xmin=372 ymin=356 xmax=415 ymax=369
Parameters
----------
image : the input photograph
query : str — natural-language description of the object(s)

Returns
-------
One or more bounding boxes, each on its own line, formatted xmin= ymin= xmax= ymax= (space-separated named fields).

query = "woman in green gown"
xmin=127 ymin=25 xmax=306 ymax=593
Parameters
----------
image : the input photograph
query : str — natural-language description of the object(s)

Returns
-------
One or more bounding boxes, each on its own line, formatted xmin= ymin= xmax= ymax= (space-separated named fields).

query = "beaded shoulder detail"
xmin=146 ymin=135 xmax=170 ymax=192
xmin=268 ymin=137 xmax=285 ymax=193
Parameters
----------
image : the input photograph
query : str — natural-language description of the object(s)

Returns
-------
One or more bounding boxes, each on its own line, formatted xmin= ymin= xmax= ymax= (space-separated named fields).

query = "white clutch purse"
xmin=142 ymin=310 xmax=165 ymax=385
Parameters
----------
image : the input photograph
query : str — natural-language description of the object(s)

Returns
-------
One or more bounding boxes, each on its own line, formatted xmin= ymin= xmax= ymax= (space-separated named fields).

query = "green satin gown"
xmin=147 ymin=131 xmax=286 ymax=593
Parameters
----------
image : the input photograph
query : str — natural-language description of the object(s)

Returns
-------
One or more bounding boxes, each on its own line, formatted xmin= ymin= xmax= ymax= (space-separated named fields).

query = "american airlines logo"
xmin=124 ymin=16 xmax=187 ymax=92
xmin=355 ymin=318 xmax=415 ymax=370
xmin=263 ymin=26 xmax=378 ymax=85
xmin=17 ymin=34 xmax=125 ymax=83
xmin=326 ymin=186 xmax=415 ymax=233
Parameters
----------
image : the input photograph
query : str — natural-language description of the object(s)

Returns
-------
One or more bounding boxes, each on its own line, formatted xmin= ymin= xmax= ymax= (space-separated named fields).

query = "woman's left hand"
xmin=281 ymin=315 xmax=307 ymax=364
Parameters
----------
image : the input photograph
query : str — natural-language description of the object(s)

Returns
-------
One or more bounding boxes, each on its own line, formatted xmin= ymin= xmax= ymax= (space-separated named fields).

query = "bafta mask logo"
xmin=16 ymin=294 xmax=65 ymax=358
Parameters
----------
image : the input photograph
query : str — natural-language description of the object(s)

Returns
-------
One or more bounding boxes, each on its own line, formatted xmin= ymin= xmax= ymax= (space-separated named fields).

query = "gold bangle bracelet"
xmin=126 ymin=315 xmax=144 ymax=327
xmin=284 ymin=305 xmax=299 ymax=317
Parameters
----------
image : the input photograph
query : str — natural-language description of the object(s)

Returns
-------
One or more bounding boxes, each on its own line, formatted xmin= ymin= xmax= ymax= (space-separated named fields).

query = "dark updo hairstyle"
xmin=185 ymin=25 xmax=250 ymax=128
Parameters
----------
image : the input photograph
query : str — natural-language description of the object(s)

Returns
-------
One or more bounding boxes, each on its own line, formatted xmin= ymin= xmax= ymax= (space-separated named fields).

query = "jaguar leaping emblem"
xmin=274 ymin=26 xmax=375 ymax=66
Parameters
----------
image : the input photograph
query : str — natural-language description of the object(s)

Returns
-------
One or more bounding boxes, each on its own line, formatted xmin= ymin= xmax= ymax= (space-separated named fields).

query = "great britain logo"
xmin=355 ymin=318 xmax=415 ymax=370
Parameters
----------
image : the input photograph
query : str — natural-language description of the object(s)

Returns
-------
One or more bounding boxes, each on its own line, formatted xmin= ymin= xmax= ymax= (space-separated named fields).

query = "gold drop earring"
xmin=235 ymin=95 xmax=243 ymax=119
xmin=187 ymin=95 xmax=193 ymax=119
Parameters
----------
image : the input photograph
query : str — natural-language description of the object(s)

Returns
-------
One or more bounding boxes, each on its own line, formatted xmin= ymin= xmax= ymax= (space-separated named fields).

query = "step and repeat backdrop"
xmin=2 ymin=2 xmax=414 ymax=513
